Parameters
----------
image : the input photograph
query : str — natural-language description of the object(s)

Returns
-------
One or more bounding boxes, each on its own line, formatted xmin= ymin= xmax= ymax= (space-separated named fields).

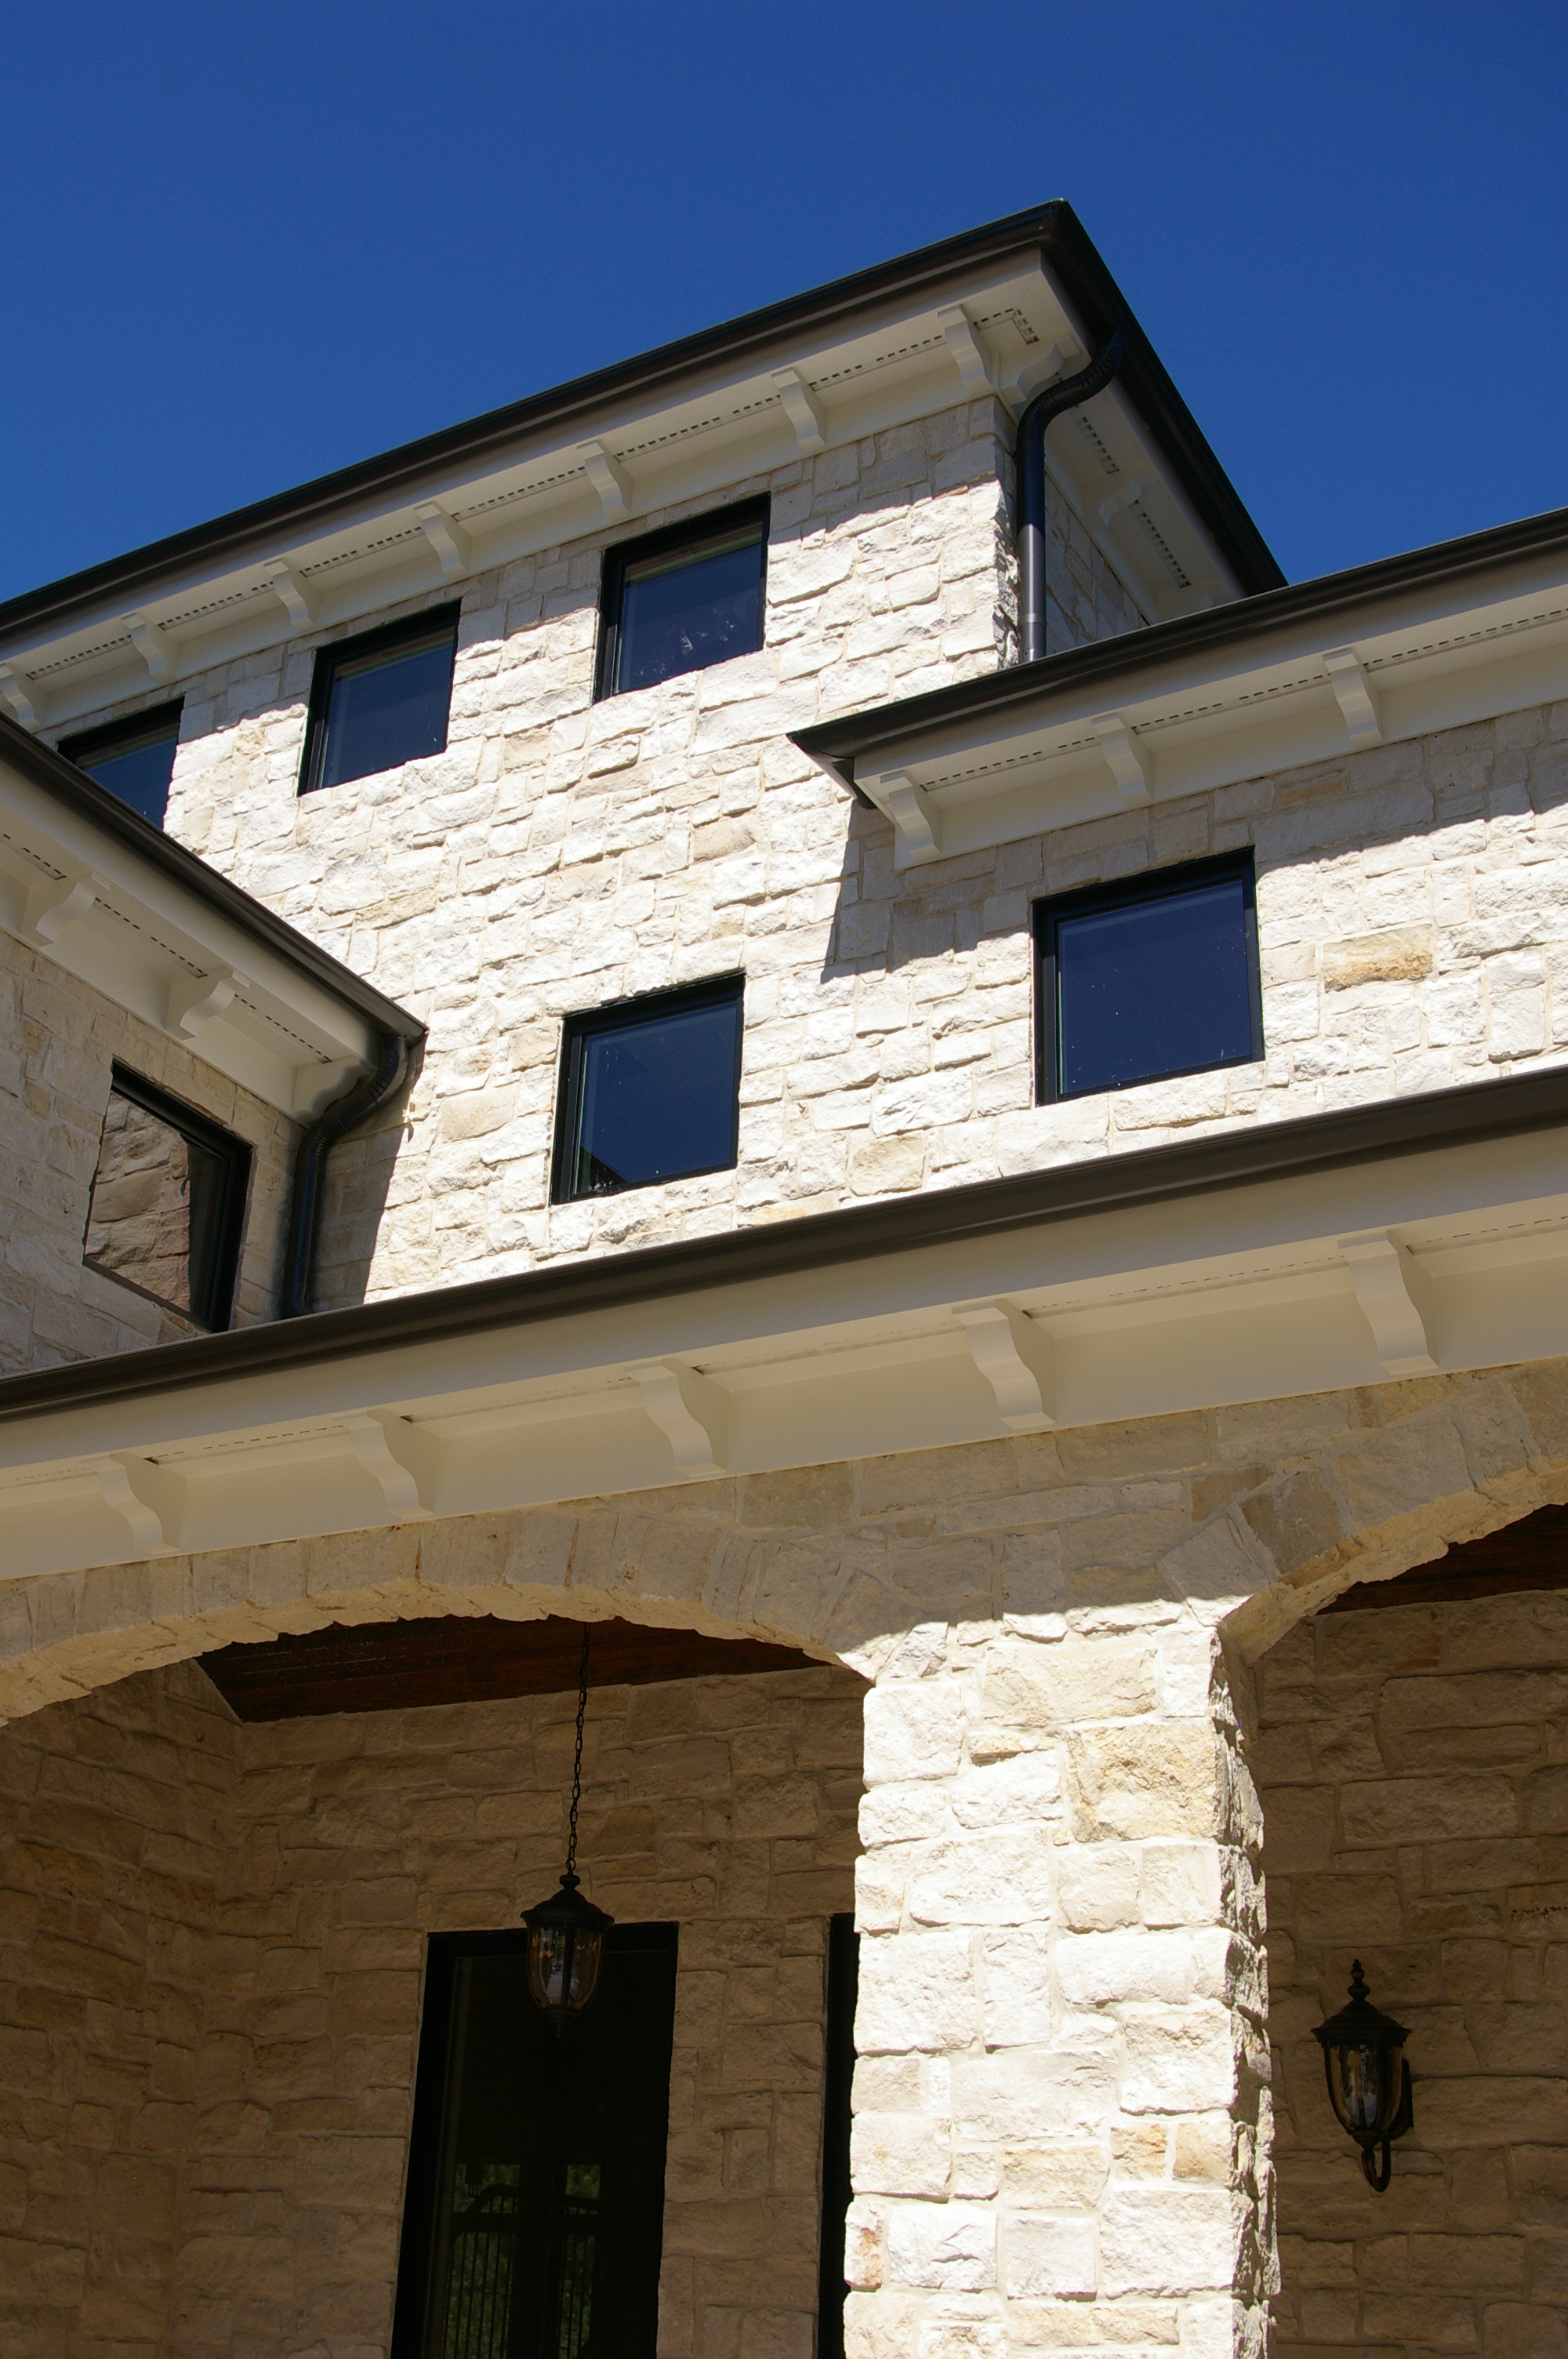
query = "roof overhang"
xmin=0 ymin=711 xmax=422 ymax=1114
xmin=0 ymin=205 xmax=1280 ymax=733
xmin=2 ymin=1070 xmax=1564 ymax=1580
xmin=794 ymin=505 xmax=1568 ymax=867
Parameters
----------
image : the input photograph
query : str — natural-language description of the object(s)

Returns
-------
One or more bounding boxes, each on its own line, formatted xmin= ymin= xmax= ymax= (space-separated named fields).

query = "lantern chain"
xmin=565 ymin=1623 xmax=590 ymax=1881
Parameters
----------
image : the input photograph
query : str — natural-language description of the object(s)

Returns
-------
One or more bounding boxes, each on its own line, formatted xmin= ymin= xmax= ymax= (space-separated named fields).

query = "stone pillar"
xmin=844 ymin=1613 xmax=1272 ymax=2359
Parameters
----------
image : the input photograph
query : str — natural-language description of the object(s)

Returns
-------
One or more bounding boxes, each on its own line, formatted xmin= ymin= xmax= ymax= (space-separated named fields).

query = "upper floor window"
xmin=60 ymin=700 xmax=183 ymax=827
xmin=1034 ymin=851 xmax=1262 ymax=1103
xmin=83 ymin=1066 xmax=251 ymax=1330
xmin=595 ymin=500 xmax=768 ymax=699
xmin=300 ymin=605 xmax=459 ymax=794
xmin=553 ymin=976 xmax=744 ymax=1201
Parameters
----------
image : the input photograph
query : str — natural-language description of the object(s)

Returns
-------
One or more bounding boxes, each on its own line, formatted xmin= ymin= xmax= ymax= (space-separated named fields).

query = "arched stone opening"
xmin=1251 ymin=1503 xmax=1568 ymax=2357
xmin=0 ymin=1558 xmax=866 ymax=2357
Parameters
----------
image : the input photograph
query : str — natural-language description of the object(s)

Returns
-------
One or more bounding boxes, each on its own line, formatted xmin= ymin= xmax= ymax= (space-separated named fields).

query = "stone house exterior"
xmin=0 ymin=200 xmax=1563 ymax=2359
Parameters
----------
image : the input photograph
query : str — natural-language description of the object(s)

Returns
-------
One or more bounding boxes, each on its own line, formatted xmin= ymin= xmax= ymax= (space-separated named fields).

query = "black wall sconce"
xmin=1312 ymin=1960 xmax=1414 ymax=2190
xmin=522 ymin=1624 xmax=613 ymax=2033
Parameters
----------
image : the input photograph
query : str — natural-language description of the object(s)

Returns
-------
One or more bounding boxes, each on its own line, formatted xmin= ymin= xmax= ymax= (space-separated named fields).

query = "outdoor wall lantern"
xmin=1312 ymin=1960 xmax=1414 ymax=2190
xmin=523 ymin=1624 xmax=613 ymax=2032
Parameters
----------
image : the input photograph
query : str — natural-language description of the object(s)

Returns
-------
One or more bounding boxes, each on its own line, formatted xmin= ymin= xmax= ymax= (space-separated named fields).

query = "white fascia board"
xmin=859 ymin=553 xmax=1568 ymax=865
xmin=2 ymin=1118 xmax=1565 ymax=1576
xmin=0 ymin=745 xmax=380 ymax=1114
xmin=0 ymin=258 xmax=1239 ymax=731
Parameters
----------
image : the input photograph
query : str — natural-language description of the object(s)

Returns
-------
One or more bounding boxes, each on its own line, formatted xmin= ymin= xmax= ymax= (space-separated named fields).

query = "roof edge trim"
xmin=2 ymin=1064 xmax=1562 ymax=1424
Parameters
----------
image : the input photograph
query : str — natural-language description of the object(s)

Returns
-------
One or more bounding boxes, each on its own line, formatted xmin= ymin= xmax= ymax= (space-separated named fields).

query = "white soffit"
xmin=0 ymin=256 xmax=1239 ymax=732
xmin=0 ymin=741 xmax=383 ymax=1114
xmin=854 ymin=543 xmax=1568 ymax=867
xmin=2 ymin=1120 xmax=1565 ymax=1577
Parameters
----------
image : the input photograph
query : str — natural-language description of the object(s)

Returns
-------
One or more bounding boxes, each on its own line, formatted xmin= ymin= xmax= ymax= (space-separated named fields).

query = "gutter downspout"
xmin=281 ymin=1028 xmax=415 ymax=1319
xmin=1015 ymin=332 xmax=1124 ymax=665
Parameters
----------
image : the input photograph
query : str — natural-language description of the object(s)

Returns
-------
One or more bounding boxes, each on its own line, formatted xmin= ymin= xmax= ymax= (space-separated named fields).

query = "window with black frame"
xmin=1033 ymin=851 xmax=1263 ymax=1103
xmin=553 ymin=976 xmax=744 ymax=1202
xmin=391 ymin=1925 xmax=677 ymax=2359
xmin=82 ymin=1066 xmax=251 ymax=1329
xmin=300 ymin=605 xmax=459 ymax=795
xmin=596 ymin=500 xmax=768 ymax=699
xmin=60 ymin=700 xmax=184 ymax=827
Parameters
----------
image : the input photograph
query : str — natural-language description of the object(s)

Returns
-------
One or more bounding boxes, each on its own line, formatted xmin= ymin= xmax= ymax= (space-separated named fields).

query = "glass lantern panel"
xmin=1331 ymin=2041 xmax=1396 ymax=2136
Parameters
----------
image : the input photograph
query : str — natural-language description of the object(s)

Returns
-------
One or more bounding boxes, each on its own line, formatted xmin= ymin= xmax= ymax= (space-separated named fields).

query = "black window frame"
xmin=551 ymin=972 xmax=746 ymax=1205
xmin=1033 ymin=849 xmax=1264 ymax=1106
xmin=298 ymin=602 xmax=460 ymax=798
xmin=390 ymin=1922 xmax=678 ymax=2359
xmin=817 ymin=1913 xmax=859 ymax=2359
xmin=82 ymin=1063 xmax=252 ymax=1331
xmin=59 ymin=699 xmax=185 ymax=827
xmin=593 ymin=496 xmax=770 ymax=703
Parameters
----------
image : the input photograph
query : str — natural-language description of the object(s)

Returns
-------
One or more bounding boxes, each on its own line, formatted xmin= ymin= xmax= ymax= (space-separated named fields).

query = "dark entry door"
xmin=392 ymin=1925 xmax=677 ymax=2359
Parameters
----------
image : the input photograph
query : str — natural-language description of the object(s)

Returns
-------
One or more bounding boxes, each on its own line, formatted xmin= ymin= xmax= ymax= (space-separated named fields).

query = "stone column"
xmin=844 ymin=1612 xmax=1271 ymax=2359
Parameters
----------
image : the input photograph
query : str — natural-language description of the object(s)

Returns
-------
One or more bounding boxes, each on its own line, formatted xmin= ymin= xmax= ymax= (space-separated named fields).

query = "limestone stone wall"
xmin=1259 ymin=1584 xmax=1568 ymax=2358
xmin=41 ymin=403 xmax=1152 ymax=1310
xmin=0 ymin=930 xmax=296 ymax=1372
xmin=0 ymin=1656 xmax=237 ymax=2357
xmin=0 ymin=1654 xmax=862 ymax=2359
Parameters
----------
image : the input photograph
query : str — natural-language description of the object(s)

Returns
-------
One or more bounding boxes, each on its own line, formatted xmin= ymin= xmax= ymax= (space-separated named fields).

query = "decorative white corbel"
xmin=165 ymin=967 xmax=248 ymax=1043
xmin=1000 ymin=340 xmax=1082 ymax=413
xmin=1091 ymin=712 xmax=1151 ymax=804
xmin=263 ymin=558 xmax=316 ymax=631
xmin=953 ymin=1299 xmax=1057 ymax=1431
xmin=860 ymin=769 xmax=943 ymax=868
xmin=94 ymin=1459 xmax=175 ymax=1554
xmin=1323 ymin=647 xmax=1384 ymax=747
xmin=937 ymin=304 xmax=998 ymax=395
xmin=22 ymin=869 xmax=103 ymax=947
xmin=0 ymin=664 xmax=37 ymax=727
xmin=577 ymin=439 xmax=631 ymax=519
xmin=629 ymin=1359 xmax=729 ymax=1478
xmin=124 ymin=611 xmax=169 ymax=681
xmin=1098 ymin=474 xmax=1147 ymax=526
xmin=771 ymin=366 xmax=827 ymax=454
xmin=1338 ymin=1230 xmax=1438 ymax=1376
xmin=415 ymin=500 xmax=472 ymax=580
xmin=346 ymin=1414 xmax=436 ymax=1518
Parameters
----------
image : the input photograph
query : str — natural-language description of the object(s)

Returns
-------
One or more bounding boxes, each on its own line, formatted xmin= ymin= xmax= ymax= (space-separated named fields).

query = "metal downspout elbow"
xmin=1015 ymin=331 xmax=1125 ymax=666
xmin=280 ymin=1027 xmax=414 ymax=1320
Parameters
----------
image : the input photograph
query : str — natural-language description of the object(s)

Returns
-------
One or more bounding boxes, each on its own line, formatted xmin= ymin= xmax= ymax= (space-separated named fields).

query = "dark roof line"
xmin=0 ymin=203 xmax=1281 ymax=649
xmin=793 ymin=501 xmax=1568 ymax=792
xmin=1 ymin=1063 xmax=1560 ymax=1425
xmin=0 ymin=707 xmax=423 ymax=1044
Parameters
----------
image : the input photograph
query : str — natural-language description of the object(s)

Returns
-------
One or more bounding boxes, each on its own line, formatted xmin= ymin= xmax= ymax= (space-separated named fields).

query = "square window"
xmin=300 ymin=605 xmax=459 ymax=794
xmin=391 ymin=1925 xmax=677 ymax=2359
xmin=83 ymin=1067 xmax=251 ymax=1329
xmin=60 ymin=700 xmax=183 ymax=827
xmin=553 ymin=977 xmax=744 ymax=1202
xmin=596 ymin=500 xmax=768 ymax=699
xmin=1034 ymin=852 xmax=1263 ymax=1102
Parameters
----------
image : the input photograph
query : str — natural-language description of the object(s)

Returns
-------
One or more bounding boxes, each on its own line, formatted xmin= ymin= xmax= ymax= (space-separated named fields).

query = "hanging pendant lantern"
xmin=523 ymin=1623 xmax=613 ymax=2031
xmin=1312 ymin=1959 xmax=1414 ymax=2191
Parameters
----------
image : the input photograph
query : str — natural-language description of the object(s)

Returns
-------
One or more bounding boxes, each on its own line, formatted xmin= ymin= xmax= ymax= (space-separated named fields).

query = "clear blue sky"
xmin=4 ymin=2 xmax=1563 ymax=604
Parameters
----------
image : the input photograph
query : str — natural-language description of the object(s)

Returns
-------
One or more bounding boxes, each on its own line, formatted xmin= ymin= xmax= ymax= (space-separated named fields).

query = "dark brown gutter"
xmin=0 ymin=706 xmax=423 ymax=1046
xmin=0 ymin=203 xmax=1281 ymax=649
xmin=0 ymin=1065 xmax=1561 ymax=1425
xmin=793 ymin=502 xmax=1568 ymax=797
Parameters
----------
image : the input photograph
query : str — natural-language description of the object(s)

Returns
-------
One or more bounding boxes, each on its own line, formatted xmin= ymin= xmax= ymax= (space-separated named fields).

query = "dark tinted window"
xmin=599 ymin=503 xmax=767 ymax=698
xmin=1036 ymin=855 xmax=1262 ymax=1101
xmin=83 ymin=1067 xmax=250 ymax=1329
xmin=303 ymin=609 xmax=458 ymax=794
xmin=392 ymin=1925 xmax=677 ymax=2359
xmin=60 ymin=702 xmax=183 ymax=827
xmin=555 ymin=978 xmax=743 ymax=1201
